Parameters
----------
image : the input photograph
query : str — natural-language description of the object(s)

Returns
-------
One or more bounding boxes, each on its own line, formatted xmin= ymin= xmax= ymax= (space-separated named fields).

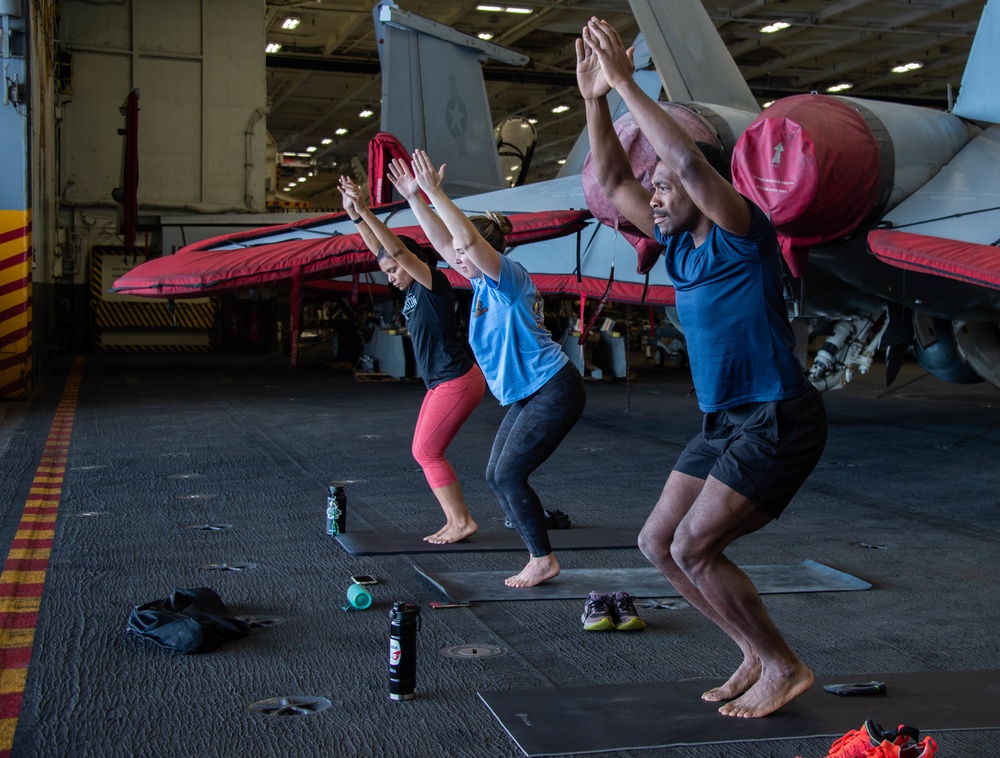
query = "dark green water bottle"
xmin=326 ymin=484 xmax=346 ymax=535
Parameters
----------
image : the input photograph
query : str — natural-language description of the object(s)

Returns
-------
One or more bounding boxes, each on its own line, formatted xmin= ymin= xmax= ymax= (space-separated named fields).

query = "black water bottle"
xmin=388 ymin=602 xmax=420 ymax=701
xmin=326 ymin=484 xmax=347 ymax=535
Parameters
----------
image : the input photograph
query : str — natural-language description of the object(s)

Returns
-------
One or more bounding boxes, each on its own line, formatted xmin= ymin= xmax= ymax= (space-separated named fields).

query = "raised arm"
xmin=338 ymin=180 xmax=386 ymax=260
xmin=584 ymin=18 xmax=750 ymax=236
xmin=387 ymin=158 xmax=458 ymax=269
xmin=339 ymin=176 xmax=433 ymax=290
xmin=410 ymin=150 xmax=502 ymax=282
xmin=576 ymin=35 xmax=656 ymax=239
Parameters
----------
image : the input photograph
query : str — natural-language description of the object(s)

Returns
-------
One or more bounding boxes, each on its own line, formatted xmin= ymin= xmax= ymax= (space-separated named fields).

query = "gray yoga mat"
xmin=335 ymin=527 xmax=640 ymax=555
xmin=413 ymin=560 xmax=871 ymax=602
xmin=479 ymin=669 xmax=1000 ymax=756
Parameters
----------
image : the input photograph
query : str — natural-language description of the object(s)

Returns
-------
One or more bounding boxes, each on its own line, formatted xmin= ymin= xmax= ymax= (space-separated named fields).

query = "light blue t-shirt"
xmin=655 ymin=201 xmax=808 ymax=412
xmin=468 ymin=255 xmax=568 ymax=406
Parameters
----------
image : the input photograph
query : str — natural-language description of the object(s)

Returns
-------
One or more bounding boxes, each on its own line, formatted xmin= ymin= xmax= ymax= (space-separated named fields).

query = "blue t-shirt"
xmin=401 ymin=267 xmax=474 ymax=389
xmin=655 ymin=201 xmax=808 ymax=412
xmin=468 ymin=256 xmax=568 ymax=405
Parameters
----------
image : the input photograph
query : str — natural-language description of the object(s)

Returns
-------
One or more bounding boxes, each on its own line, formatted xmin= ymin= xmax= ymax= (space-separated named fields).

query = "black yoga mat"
xmin=480 ymin=669 xmax=1000 ymax=756
xmin=413 ymin=559 xmax=871 ymax=602
xmin=334 ymin=527 xmax=640 ymax=555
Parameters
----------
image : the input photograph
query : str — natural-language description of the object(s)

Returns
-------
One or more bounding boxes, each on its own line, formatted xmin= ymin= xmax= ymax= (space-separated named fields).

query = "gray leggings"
xmin=485 ymin=362 xmax=586 ymax=556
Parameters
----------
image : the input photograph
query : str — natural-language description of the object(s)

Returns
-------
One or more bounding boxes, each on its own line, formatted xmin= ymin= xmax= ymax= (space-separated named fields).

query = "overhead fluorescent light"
xmin=321 ymin=138 xmax=333 ymax=145
xmin=891 ymin=61 xmax=924 ymax=73
xmin=551 ymin=105 xmax=570 ymax=114
xmin=335 ymin=128 xmax=348 ymax=135
xmin=359 ymin=109 xmax=374 ymax=118
xmin=826 ymin=82 xmax=853 ymax=92
xmin=305 ymin=146 xmax=318 ymax=152
xmin=478 ymin=32 xmax=494 ymax=41
xmin=265 ymin=43 xmax=282 ymax=54
xmin=760 ymin=21 xmax=790 ymax=34
xmin=476 ymin=4 xmax=531 ymax=12
xmin=281 ymin=17 xmax=300 ymax=30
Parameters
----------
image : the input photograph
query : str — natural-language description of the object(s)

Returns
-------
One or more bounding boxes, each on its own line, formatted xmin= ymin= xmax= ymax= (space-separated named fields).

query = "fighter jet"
xmin=111 ymin=2 xmax=686 ymax=358
xmin=593 ymin=0 xmax=1000 ymax=392
xmin=372 ymin=0 xmax=1000 ymax=392
xmin=115 ymin=0 xmax=1000 ymax=392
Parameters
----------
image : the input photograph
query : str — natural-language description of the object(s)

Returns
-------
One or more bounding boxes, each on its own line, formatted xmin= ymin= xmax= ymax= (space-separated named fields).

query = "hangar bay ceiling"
xmin=263 ymin=0 xmax=985 ymax=207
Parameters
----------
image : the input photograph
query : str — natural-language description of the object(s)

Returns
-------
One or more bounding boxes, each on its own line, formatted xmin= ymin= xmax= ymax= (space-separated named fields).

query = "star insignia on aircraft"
xmin=446 ymin=97 xmax=468 ymax=137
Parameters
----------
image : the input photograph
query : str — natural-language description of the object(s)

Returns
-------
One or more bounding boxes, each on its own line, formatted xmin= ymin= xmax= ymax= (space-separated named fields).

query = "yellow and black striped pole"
xmin=0 ymin=6 xmax=32 ymax=400
xmin=0 ymin=210 xmax=31 ymax=398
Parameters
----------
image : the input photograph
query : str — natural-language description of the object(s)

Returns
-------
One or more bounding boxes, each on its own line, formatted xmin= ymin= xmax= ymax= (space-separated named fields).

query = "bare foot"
xmin=702 ymin=657 xmax=761 ymax=702
xmin=424 ymin=521 xmax=478 ymax=544
xmin=505 ymin=554 xmax=560 ymax=588
xmin=718 ymin=661 xmax=813 ymax=718
xmin=422 ymin=524 xmax=450 ymax=543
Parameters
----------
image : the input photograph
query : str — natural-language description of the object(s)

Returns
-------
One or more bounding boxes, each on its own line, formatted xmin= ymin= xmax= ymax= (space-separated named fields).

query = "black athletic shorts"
xmin=673 ymin=385 xmax=827 ymax=518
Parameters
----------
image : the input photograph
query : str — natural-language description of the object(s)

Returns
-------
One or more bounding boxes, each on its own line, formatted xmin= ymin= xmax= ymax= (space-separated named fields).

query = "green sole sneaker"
xmin=615 ymin=616 xmax=646 ymax=631
xmin=582 ymin=616 xmax=617 ymax=631
xmin=611 ymin=591 xmax=645 ymax=631
xmin=581 ymin=591 xmax=616 ymax=631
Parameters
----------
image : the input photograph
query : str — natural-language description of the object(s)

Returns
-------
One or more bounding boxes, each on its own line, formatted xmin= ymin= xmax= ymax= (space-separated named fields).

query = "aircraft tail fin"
xmin=627 ymin=0 xmax=759 ymax=114
xmin=374 ymin=2 xmax=527 ymax=197
xmin=953 ymin=0 xmax=1000 ymax=123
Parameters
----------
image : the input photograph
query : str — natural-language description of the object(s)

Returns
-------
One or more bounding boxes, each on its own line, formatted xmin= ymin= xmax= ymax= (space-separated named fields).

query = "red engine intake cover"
xmin=731 ymin=95 xmax=880 ymax=276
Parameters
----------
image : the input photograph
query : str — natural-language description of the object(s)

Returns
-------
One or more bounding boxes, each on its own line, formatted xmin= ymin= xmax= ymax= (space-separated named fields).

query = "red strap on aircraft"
xmin=577 ymin=265 xmax=615 ymax=346
xmin=290 ymin=266 xmax=302 ymax=368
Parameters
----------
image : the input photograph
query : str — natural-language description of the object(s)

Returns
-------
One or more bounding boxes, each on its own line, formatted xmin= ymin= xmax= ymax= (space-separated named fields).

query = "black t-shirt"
xmin=402 ymin=268 xmax=474 ymax=389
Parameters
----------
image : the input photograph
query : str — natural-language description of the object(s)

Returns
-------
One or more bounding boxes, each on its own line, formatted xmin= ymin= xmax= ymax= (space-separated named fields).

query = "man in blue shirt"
xmin=578 ymin=18 xmax=827 ymax=718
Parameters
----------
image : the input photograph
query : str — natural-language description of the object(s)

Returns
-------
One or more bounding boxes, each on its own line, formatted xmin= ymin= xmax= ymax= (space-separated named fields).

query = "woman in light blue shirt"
xmin=391 ymin=150 xmax=586 ymax=588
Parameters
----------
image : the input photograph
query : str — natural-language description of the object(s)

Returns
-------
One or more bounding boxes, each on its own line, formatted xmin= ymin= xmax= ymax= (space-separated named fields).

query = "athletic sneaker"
xmin=580 ymin=592 xmax=616 ymax=631
xmin=611 ymin=591 xmax=645 ymax=631
xmin=869 ymin=736 xmax=937 ymax=758
xmin=796 ymin=721 xmax=919 ymax=758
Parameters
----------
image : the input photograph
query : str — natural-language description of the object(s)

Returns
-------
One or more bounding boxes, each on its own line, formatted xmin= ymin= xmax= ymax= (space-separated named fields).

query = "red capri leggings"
xmin=412 ymin=363 xmax=486 ymax=488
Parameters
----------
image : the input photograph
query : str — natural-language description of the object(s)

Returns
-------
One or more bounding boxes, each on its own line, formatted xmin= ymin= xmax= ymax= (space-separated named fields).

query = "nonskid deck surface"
xmin=3 ymin=352 xmax=999 ymax=757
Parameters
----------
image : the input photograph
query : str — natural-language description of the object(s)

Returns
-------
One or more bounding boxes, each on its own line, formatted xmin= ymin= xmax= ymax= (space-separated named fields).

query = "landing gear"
xmin=807 ymin=307 xmax=888 ymax=391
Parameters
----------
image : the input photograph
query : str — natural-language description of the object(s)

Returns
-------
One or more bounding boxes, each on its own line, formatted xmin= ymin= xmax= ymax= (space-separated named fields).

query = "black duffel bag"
xmin=126 ymin=587 xmax=252 ymax=653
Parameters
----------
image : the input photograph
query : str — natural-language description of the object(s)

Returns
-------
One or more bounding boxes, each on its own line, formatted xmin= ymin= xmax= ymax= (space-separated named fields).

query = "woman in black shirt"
xmin=340 ymin=176 xmax=486 ymax=544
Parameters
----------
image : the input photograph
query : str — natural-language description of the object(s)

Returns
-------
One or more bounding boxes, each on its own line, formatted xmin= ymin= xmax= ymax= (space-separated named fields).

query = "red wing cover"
xmin=111 ymin=210 xmax=591 ymax=298
xmin=439 ymin=269 xmax=674 ymax=306
xmin=868 ymin=230 xmax=1000 ymax=291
